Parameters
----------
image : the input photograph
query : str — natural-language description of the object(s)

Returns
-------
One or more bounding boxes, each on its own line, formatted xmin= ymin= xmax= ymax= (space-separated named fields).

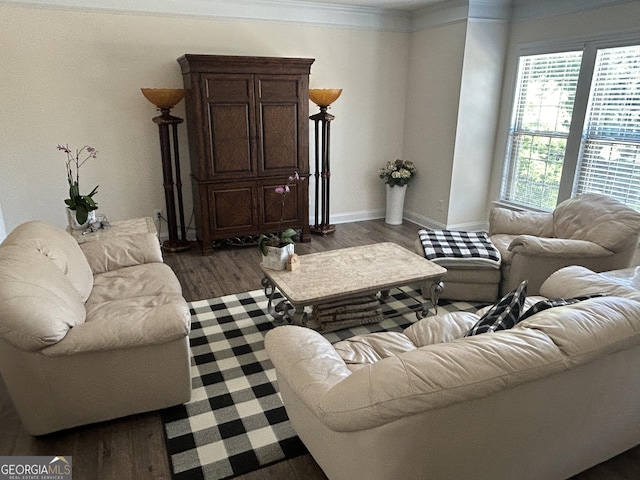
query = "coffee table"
xmin=261 ymin=242 xmax=447 ymax=328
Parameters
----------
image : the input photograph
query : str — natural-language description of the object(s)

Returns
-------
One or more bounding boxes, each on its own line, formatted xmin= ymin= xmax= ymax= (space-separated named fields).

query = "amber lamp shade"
xmin=309 ymin=89 xmax=342 ymax=107
xmin=141 ymin=88 xmax=185 ymax=109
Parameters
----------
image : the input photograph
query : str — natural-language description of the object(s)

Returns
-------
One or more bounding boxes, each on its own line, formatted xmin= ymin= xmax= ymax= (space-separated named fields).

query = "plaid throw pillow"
xmin=418 ymin=229 xmax=501 ymax=266
xmin=465 ymin=280 xmax=528 ymax=336
xmin=518 ymin=294 xmax=605 ymax=322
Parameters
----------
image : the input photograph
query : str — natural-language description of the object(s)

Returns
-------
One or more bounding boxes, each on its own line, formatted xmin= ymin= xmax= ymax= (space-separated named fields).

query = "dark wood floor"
xmin=1 ymin=219 xmax=639 ymax=479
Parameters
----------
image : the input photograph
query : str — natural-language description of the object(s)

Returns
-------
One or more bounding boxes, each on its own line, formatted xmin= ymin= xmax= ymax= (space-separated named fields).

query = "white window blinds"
xmin=503 ymin=51 xmax=582 ymax=210
xmin=576 ymin=45 xmax=640 ymax=210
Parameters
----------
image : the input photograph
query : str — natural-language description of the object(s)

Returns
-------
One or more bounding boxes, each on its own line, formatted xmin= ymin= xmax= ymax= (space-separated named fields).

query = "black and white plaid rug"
xmin=161 ymin=287 xmax=484 ymax=480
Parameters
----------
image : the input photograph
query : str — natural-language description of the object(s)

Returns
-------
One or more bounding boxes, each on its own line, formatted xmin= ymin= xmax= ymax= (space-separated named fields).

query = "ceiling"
xmin=289 ymin=0 xmax=449 ymax=11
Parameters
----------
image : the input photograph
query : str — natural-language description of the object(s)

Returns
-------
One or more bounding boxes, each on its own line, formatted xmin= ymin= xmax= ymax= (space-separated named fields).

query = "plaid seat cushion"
xmin=418 ymin=229 xmax=501 ymax=268
xmin=465 ymin=280 xmax=528 ymax=336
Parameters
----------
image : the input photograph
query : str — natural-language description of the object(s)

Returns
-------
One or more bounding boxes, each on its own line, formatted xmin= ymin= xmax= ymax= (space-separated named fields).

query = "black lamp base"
xmin=162 ymin=239 xmax=192 ymax=253
xmin=310 ymin=224 xmax=336 ymax=235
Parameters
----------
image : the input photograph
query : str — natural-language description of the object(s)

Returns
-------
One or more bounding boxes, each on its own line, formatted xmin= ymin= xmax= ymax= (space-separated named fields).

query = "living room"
xmin=1 ymin=0 xmax=640 ymax=479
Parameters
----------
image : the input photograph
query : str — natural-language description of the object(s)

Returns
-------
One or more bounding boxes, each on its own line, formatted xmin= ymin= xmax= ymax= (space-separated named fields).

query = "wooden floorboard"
xmin=0 ymin=219 xmax=638 ymax=479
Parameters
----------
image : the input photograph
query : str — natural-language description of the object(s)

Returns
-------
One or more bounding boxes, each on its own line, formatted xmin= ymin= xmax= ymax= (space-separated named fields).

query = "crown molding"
xmin=410 ymin=0 xmax=510 ymax=32
xmin=510 ymin=0 xmax=639 ymax=22
xmin=1 ymin=0 xmax=412 ymax=32
xmin=4 ymin=0 xmax=636 ymax=32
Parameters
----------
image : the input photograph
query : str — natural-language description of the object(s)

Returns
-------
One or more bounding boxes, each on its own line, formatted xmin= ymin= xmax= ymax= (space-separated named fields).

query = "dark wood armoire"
xmin=177 ymin=54 xmax=315 ymax=255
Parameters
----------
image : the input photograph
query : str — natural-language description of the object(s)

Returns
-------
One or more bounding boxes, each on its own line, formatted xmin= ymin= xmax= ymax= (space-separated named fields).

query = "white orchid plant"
xmin=58 ymin=144 xmax=99 ymax=224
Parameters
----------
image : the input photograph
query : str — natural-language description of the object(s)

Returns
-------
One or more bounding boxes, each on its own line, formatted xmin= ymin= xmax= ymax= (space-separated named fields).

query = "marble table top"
xmin=68 ymin=217 xmax=157 ymax=244
xmin=261 ymin=242 xmax=447 ymax=306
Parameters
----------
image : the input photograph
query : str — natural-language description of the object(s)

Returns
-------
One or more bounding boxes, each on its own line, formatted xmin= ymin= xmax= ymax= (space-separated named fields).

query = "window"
xmin=501 ymin=42 xmax=640 ymax=211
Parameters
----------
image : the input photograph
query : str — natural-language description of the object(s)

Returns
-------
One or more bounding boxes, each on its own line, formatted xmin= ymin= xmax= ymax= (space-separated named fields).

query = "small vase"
xmin=261 ymin=243 xmax=295 ymax=271
xmin=385 ymin=184 xmax=407 ymax=225
xmin=67 ymin=208 xmax=97 ymax=230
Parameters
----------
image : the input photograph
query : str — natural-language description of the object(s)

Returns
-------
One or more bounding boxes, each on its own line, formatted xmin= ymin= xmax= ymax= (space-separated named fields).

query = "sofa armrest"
xmin=80 ymin=233 xmax=163 ymax=274
xmin=265 ymin=326 xmax=352 ymax=416
xmin=489 ymin=208 xmax=554 ymax=237
xmin=540 ymin=266 xmax=640 ymax=301
xmin=508 ymin=235 xmax=612 ymax=258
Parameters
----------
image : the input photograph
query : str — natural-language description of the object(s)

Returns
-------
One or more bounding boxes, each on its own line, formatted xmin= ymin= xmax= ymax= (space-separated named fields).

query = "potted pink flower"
xmin=259 ymin=172 xmax=301 ymax=270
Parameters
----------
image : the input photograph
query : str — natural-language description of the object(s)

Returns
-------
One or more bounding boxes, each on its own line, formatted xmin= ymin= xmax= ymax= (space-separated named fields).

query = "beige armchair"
xmin=0 ymin=221 xmax=191 ymax=435
xmin=490 ymin=193 xmax=640 ymax=296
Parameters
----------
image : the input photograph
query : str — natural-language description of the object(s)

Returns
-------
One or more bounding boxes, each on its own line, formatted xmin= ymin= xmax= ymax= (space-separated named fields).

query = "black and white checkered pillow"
xmin=418 ymin=229 xmax=501 ymax=267
xmin=465 ymin=280 xmax=528 ymax=336
xmin=518 ymin=294 xmax=605 ymax=322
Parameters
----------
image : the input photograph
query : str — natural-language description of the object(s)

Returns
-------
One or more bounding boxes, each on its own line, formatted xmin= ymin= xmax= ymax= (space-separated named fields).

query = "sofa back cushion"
xmin=0 ymin=244 xmax=86 ymax=351
xmin=318 ymin=295 xmax=640 ymax=432
xmin=553 ymin=193 xmax=640 ymax=251
xmin=1 ymin=221 xmax=93 ymax=301
xmin=489 ymin=208 xmax=554 ymax=237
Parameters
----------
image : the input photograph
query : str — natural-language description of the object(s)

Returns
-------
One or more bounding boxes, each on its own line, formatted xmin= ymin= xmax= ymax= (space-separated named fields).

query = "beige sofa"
xmin=0 ymin=221 xmax=191 ymax=435
xmin=265 ymin=266 xmax=640 ymax=480
xmin=490 ymin=193 xmax=640 ymax=296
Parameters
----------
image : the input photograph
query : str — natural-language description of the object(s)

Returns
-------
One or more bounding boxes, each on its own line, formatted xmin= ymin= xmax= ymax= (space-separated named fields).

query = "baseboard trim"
xmin=330 ymin=209 xmax=488 ymax=232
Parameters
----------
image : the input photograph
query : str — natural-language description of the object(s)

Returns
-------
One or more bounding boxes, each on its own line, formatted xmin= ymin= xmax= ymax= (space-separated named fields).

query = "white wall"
xmin=402 ymin=17 xmax=508 ymax=231
xmin=0 ymin=4 xmax=409 ymax=234
xmin=449 ymin=19 xmax=508 ymax=228
xmin=402 ymin=21 xmax=466 ymax=228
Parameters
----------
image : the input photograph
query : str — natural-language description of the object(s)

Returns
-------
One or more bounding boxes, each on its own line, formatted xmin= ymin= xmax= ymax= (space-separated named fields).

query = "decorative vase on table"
xmin=261 ymin=244 xmax=295 ymax=271
xmin=385 ymin=184 xmax=407 ymax=225
xmin=67 ymin=208 xmax=97 ymax=230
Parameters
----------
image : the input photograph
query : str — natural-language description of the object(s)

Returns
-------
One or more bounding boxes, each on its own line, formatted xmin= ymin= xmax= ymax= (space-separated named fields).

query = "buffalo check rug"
xmin=161 ymin=287 xmax=485 ymax=480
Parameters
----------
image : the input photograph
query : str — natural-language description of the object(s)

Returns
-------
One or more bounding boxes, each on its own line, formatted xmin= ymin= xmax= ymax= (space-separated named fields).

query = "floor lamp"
xmin=141 ymin=88 xmax=191 ymax=252
xmin=309 ymin=88 xmax=342 ymax=235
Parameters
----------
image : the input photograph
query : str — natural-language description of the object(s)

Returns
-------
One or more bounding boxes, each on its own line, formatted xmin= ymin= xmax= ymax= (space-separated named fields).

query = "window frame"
xmin=498 ymin=31 xmax=640 ymax=212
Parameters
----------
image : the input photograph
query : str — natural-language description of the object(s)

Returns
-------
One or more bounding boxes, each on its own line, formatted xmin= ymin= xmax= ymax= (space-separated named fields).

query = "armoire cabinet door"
xmin=256 ymin=75 xmax=308 ymax=176
xmin=203 ymin=178 xmax=307 ymax=238
xmin=201 ymin=74 xmax=257 ymax=180
xmin=258 ymin=177 xmax=307 ymax=232
xmin=205 ymin=182 xmax=257 ymax=237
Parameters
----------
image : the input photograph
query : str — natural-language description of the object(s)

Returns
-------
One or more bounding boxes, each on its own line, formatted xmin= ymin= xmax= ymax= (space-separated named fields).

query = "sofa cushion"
xmin=489 ymin=208 xmax=554 ymax=237
xmin=43 ymin=263 xmax=190 ymax=355
xmin=404 ymin=311 xmax=479 ymax=346
xmin=0 ymin=244 xmax=86 ymax=351
xmin=553 ymin=193 xmax=640 ymax=252
xmin=519 ymin=295 xmax=604 ymax=322
xmin=1 ymin=221 xmax=93 ymax=302
xmin=318 ymin=328 xmax=566 ymax=432
xmin=540 ymin=265 xmax=640 ymax=302
xmin=516 ymin=296 xmax=640 ymax=367
xmin=333 ymin=331 xmax=417 ymax=370
xmin=466 ymin=281 xmax=527 ymax=336
xmin=80 ymin=233 xmax=163 ymax=275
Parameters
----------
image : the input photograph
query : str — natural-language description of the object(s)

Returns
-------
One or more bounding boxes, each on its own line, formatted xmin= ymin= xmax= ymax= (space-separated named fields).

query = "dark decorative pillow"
xmin=518 ymin=294 xmax=605 ymax=323
xmin=465 ymin=280 xmax=528 ymax=336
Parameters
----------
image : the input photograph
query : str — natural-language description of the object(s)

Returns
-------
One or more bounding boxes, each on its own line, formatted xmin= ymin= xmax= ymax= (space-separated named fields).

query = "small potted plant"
xmin=259 ymin=172 xmax=301 ymax=270
xmin=58 ymin=144 xmax=99 ymax=229
xmin=378 ymin=159 xmax=417 ymax=225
